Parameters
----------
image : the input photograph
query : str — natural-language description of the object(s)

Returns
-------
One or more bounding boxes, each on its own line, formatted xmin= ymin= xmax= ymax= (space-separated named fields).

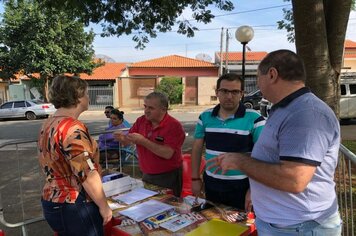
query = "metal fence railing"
xmin=338 ymin=144 xmax=356 ymax=236
xmin=0 ymin=129 xmax=139 ymax=236
xmin=0 ymin=139 xmax=355 ymax=235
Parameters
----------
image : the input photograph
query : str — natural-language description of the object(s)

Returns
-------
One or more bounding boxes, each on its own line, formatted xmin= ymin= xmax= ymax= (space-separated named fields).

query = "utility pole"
xmin=219 ymin=27 xmax=224 ymax=76
xmin=225 ymin=28 xmax=230 ymax=74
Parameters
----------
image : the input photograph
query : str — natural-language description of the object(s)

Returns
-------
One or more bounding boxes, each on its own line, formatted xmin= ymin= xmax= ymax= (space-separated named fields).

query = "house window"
xmin=210 ymin=96 xmax=217 ymax=101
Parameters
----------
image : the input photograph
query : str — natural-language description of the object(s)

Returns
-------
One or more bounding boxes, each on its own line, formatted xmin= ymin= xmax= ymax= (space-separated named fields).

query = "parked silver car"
xmin=0 ymin=100 xmax=56 ymax=120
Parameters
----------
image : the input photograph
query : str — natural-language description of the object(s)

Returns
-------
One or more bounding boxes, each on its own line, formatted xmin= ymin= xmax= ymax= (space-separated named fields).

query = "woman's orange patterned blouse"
xmin=38 ymin=116 xmax=101 ymax=203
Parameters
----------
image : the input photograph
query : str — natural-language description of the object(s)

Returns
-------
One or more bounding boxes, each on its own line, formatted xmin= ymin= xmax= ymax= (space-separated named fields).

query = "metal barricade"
xmin=0 ymin=139 xmax=47 ymax=236
xmin=337 ymin=144 xmax=356 ymax=236
xmin=91 ymin=128 xmax=141 ymax=178
xmin=0 ymin=129 xmax=139 ymax=236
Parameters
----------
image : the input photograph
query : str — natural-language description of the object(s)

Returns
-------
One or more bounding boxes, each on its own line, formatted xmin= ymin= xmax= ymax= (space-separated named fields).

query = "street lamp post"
xmin=235 ymin=26 xmax=254 ymax=83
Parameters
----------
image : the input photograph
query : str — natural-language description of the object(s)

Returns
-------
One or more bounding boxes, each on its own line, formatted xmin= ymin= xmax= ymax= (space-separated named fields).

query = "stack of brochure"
xmin=102 ymin=174 xmax=132 ymax=197
xmin=112 ymin=187 xmax=157 ymax=205
xmin=119 ymin=199 xmax=174 ymax=222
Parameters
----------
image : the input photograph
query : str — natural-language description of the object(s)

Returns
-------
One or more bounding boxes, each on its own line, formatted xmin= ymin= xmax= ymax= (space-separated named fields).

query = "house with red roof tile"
xmin=78 ymin=62 xmax=128 ymax=109
xmin=79 ymin=62 xmax=127 ymax=83
xmin=1 ymin=40 xmax=355 ymax=108
xmin=1 ymin=55 xmax=220 ymax=108
xmin=0 ymin=62 xmax=128 ymax=108
xmin=116 ymin=55 xmax=219 ymax=108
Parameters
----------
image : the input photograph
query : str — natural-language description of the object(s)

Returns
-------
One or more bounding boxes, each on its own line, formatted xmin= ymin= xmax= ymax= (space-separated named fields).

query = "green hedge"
xmin=155 ymin=77 xmax=183 ymax=105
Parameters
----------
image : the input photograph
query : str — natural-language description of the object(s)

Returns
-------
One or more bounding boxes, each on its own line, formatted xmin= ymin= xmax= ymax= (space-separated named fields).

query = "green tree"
xmin=0 ymin=0 xmax=99 ymax=101
xmin=37 ymin=0 xmax=234 ymax=49
xmin=156 ymin=77 xmax=183 ymax=105
xmin=278 ymin=0 xmax=354 ymax=116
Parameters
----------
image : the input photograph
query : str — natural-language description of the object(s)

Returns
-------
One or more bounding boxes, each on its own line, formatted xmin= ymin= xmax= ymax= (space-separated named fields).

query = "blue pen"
xmin=156 ymin=214 xmax=165 ymax=221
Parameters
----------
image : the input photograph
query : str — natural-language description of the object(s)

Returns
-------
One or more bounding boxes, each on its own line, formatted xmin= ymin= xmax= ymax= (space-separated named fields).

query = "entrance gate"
xmin=88 ymin=86 xmax=114 ymax=110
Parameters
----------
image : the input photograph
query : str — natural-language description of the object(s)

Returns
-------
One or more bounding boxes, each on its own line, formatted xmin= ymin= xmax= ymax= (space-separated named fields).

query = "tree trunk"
xmin=292 ymin=0 xmax=351 ymax=117
xmin=42 ymin=76 xmax=49 ymax=102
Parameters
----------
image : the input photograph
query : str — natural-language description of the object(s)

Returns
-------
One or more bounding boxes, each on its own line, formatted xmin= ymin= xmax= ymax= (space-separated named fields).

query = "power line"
xmin=92 ymin=4 xmax=292 ymax=36
xmin=93 ymin=24 xmax=282 ymax=37
xmin=212 ymin=4 xmax=292 ymax=18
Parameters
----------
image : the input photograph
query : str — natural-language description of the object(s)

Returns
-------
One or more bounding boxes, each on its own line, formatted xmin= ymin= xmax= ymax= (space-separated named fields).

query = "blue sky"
xmin=92 ymin=0 xmax=297 ymax=62
xmin=1 ymin=1 xmax=355 ymax=63
xmin=90 ymin=0 xmax=356 ymax=62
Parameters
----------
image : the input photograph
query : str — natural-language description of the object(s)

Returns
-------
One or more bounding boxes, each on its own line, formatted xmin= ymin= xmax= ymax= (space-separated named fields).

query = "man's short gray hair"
xmin=258 ymin=49 xmax=306 ymax=82
xmin=146 ymin=91 xmax=169 ymax=109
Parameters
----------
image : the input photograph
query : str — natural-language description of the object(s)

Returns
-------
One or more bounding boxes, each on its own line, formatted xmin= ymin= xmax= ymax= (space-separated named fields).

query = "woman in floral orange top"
xmin=38 ymin=75 xmax=112 ymax=236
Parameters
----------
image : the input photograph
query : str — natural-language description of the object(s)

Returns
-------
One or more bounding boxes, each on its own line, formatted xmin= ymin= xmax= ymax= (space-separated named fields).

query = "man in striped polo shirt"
xmin=191 ymin=73 xmax=265 ymax=210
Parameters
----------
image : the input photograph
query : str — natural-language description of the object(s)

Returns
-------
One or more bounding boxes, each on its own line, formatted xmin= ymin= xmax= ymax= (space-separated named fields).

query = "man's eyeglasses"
xmin=104 ymin=111 xmax=111 ymax=114
xmin=217 ymin=88 xmax=242 ymax=96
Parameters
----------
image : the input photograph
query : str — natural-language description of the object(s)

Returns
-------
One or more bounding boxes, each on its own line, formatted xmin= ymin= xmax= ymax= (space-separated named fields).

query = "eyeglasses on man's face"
xmin=217 ymin=88 xmax=242 ymax=96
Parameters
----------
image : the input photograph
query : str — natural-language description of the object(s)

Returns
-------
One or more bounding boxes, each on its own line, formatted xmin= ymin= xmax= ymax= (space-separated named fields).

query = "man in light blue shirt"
xmin=207 ymin=50 xmax=341 ymax=236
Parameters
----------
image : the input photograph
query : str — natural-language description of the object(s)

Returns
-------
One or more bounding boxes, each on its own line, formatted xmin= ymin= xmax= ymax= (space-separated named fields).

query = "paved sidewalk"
xmin=85 ymin=104 xmax=213 ymax=114
xmin=81 ymin=104 xmax=213 ymax=123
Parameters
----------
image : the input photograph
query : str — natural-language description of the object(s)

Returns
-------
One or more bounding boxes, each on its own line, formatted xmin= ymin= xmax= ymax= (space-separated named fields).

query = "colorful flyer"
xmin=160 ymin=215 xmax=194 ymax=232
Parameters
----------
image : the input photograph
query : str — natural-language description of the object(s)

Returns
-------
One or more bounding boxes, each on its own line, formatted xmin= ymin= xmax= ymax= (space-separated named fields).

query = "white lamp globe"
xmin=235 ymin=25 xmax=254 ymax=43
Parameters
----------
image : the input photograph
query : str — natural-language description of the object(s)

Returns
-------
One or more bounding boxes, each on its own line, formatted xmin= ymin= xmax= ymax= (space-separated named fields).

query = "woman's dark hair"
xmin=110 ymin=109 xmax=124 ymax=120
xmin=105 ymin=105 xmax=114 ymax=110
xmin=49 ymin=75 xmax=88 ymax=109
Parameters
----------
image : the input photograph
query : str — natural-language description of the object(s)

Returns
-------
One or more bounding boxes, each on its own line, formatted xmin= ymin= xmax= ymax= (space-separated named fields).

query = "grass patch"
xmin=342 ymin=140 xmax=356 ymax=153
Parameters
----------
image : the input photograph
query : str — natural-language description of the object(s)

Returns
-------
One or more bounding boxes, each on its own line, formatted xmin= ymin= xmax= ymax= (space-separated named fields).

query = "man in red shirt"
xmin=114 ymin=92 xmax=185 ymax=196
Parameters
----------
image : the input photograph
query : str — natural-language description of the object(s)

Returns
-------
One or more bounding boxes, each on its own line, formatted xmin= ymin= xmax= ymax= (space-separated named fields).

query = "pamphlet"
xmin=113 ymin=187 xmax=158 ymax=205
xmin=119 ymin=199 xmax=174 ymax=222
xmin=160 ymin=215 xmax=194 ymax=232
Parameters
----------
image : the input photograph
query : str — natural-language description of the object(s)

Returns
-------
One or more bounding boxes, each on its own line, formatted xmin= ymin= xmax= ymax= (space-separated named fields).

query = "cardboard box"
xmin=102 ymin=172 xmax=132 ymax=197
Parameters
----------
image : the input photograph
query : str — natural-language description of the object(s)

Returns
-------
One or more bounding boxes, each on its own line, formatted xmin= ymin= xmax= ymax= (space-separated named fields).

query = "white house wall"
xmin=197 ymin=76 xmax=219 ymax=105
